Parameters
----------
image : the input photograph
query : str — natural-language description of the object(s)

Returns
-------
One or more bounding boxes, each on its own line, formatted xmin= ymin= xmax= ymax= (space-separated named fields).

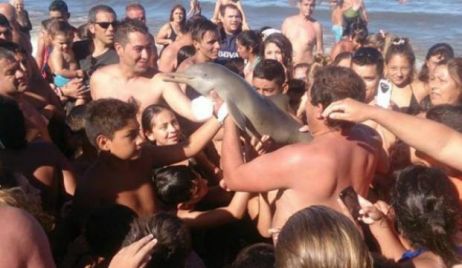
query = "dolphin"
xmin=163 ymin=62 xmax=312 ymax=144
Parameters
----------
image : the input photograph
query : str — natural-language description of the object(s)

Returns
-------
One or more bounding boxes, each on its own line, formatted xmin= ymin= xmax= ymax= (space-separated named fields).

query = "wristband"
xmin=215 ymin=103 xmax=229 ymax=124
xmin=191 ymin=96 xmax=213 ymax=121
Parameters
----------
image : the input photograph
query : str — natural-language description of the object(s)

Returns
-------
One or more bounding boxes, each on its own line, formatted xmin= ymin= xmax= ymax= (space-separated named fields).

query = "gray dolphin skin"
xmin=163 ymin=62 xmax=312 ymax=144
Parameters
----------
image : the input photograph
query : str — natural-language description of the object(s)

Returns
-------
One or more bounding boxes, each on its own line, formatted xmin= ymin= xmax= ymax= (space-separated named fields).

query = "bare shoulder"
xmin=92 ymin=63 xmax=120 ymax=78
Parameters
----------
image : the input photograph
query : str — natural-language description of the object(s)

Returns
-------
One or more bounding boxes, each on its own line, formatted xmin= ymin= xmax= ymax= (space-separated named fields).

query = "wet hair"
xmin=231 ymin=243 xmax=275 ymax=268
xmin=0 ymin=96 xmax=27 ymax=150
xmin=426 ymin=105 xmax=462 ymax=133
xmin=224 ymin=57 xmax=245 ymax=77
xmin=141 ymin=104 xmax=172 ymax=134
xmin=347 ymin=21 xmax=368 ymax=45
xmin=392 ymin=165 xmax=462 ymax=266
xmin=385 ymin=37 xmax=416 ymax=68
xmin=287 ymin=78 xmax=307 ymax=111
xmin=46 ymin=19 xmax=73 ymax=38
xmin=0 ymin=13 xmax=11 ymax=28
xmin=125 ymin=2 xmax=145 ymax=14
xmin=352 ymin=47 xmax=384 ymax=76
xmin=236 ymin=30 xmax=261 ymax=55
xmin=0 ymin=45 xmax=16 ymax=61
xmin=177 ymin=45 xmax=195 ymax=66
xmin=253 ymin=59 xmax=286 ymax=86
xmin=261 ymin=33 xmax=293 ymax=71
xmin=115 ymin=19 xmax=149 ymax=46
xmin=85 ymin=204 xmax=136 ymax=258
xmin=84 ymin=98 xmax=138 ymax=148
xmin=48 ymin=0 xmax=68 ymax=14
xmin=446 ymin=57 xmax=462 ymax=89
xmin=366 ymin=32 xmax=386 ymax=52
xmin=310 ymin=66 xmax=366 ymax=128
xmin=191 ymin=19 xmax=217 ymax=42
xmin=182 ymin=15 xmax=207 ymax=35
xmin=169 ymin=4 xmax=186 ymax=25
xmin=123 ymin=212 xmax=192 ymax=268
xmin=419 ymin=43 xmax=454 ymax=83
xmin=66 ymin=105 xmax=88 ymax=132
xmin=219 ymin=3 xmax=242 ymax=18
xmin=153 ymin=165 xmax=197 ymax=209
xmin=88 ymin=5 xmax=116 ymax=24
xmin=276 ymin=206 xmax=372 ymax=268
xmin=332 ymin=51 xmax=352 ymax=66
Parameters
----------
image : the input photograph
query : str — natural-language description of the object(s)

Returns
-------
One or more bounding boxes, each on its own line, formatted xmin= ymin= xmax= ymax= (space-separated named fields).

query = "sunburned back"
xmin=272 ymin=126 xmax=379 ymax=230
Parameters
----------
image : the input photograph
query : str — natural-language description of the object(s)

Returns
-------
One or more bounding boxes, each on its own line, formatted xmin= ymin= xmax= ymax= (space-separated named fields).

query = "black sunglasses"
xmin=94 ymin=21 xmax=117 ymax=29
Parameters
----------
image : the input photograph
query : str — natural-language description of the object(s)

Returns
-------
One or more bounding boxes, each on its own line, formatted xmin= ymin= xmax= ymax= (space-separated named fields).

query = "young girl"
xmin=141 ymin=104 xmax=222 ymax=185
xmin=385 ymin=37 xmax=426 ymax=114
xmin=47 ymin=20 xmax=83 ymax=88
xmin=236 ymin=30 xmax=261 ymax=83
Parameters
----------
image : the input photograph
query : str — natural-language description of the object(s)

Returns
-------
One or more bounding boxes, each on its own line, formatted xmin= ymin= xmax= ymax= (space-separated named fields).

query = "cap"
xmin=49 ymin=0 xmax=69 ymax=13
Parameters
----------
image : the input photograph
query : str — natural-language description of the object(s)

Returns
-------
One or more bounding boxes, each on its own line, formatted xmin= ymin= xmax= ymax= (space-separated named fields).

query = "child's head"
xmin=141 ymin=104 xmax=181 ymax=146
xmin=47 ymin=20 xmax=74 ymax=51
xmin=85 ymin=98 xmax=141 ymax=160
xmin=252 ymin=59 xmax=286 ymax=96
xmin=232 ymin=243 xmax=275 ymax=268
xmin=153 ymin=165 xmax=208 ymax=210
xmin=123 ymin=212 xmax=192 ymax=268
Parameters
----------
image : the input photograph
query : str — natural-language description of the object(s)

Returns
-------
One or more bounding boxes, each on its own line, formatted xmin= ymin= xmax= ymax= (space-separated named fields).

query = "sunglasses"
xmin=94 ymin=21 xmax=117 ymax=29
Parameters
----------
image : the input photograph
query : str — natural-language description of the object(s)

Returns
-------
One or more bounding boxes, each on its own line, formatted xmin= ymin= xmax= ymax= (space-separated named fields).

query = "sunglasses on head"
xmin=94 ymin=21 xmax=117 ymax=29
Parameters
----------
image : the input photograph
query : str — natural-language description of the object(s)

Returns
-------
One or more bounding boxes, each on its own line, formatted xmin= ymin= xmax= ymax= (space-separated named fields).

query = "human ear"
xmin=96 ymin=135 xmax=111 ymax=151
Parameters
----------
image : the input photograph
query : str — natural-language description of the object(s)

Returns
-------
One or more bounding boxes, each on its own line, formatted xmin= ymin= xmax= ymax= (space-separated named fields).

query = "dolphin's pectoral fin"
xmin=226 ymin=101 xmax=262 ymax=140
xmin=226 ymin=101 xmax=247 ymax=131
xmin=161 ymin=72 xmax=195 ymax=84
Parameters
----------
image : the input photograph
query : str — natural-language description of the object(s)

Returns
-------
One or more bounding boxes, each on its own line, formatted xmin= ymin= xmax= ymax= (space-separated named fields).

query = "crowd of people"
xmin=0 ymin=0 xmax=461 ymax=267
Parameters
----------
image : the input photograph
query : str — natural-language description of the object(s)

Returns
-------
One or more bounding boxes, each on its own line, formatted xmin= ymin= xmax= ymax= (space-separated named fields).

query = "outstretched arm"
xmin=323 ymin=98 xmax=462 ymax=172
xmin=151 ymin=117 xmax=222 ymax=167
xmin=177 ymin=191 xmax=250 ymax=228
xmin=222 ymin=117 xmax=295 ymax=192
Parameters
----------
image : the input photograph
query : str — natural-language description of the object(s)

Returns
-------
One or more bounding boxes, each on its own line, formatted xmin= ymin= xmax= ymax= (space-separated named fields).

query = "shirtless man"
xmin=125 ymin=3 xmax=146 ymax=24
xmin=222 ymin=66 xmax=381 ymax=237
xmin=158 ymin=15 xmax=206 ymax=73
xmin=91 ymin=20 xmax=199 ymax=121
xmin=282 ymin=0 xmax=323 ymax=64
xmin=177 ymin=19 xmax=220 ymax=72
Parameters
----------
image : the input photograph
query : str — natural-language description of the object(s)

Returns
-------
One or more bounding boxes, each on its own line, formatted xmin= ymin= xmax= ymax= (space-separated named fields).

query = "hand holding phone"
xmin=376 ymin=79 xmax=392 ymax=108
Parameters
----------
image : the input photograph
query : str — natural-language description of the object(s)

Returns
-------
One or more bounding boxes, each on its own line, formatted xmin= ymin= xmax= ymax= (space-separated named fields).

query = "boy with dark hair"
xmin=351 ymin=47 xmax=384 ymax=103
xmin=252 ymin=59 xmax=286 ymax=97
xmin=73 ymin=98 xmax=225 ymax=219
xmin=153 ymin=165 xmax=249 ymax=228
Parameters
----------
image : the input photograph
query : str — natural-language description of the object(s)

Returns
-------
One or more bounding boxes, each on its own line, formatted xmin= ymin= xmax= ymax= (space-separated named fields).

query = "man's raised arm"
xmin=323 ymin=98 xmax=462 ymax=172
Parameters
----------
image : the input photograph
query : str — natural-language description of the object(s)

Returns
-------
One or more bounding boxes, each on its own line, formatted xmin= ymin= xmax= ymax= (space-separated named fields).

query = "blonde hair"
xmin=276 ymin=206 xmax=372 ymax=268
xmin=0 ymin=186 xmax=55 ymax=232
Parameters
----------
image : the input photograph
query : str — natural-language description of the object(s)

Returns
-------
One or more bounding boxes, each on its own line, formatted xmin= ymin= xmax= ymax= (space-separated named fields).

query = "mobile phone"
xmin=339 ymin=186 xmax=361 ymax=220
xmin=376 ymin=79 xmax=392 ymax=108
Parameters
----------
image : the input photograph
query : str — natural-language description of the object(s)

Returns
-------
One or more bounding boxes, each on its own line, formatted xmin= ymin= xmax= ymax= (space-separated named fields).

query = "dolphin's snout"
xmin=162 ymin=72 xmax=195 ymax=84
